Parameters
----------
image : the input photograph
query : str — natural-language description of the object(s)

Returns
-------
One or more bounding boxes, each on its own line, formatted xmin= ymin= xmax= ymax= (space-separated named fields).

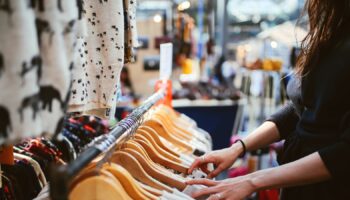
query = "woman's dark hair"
xmin=297 ymin=0 xmax=350 ymax=76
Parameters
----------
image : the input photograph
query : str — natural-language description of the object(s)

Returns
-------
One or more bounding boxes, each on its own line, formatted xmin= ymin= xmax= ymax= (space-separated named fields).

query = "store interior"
xmin=0 ymin=0 xmax=313 ymax=200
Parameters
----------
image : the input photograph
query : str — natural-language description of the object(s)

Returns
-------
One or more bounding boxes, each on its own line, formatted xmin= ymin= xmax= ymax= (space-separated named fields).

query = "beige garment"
xmin=68 ymin=0 xmax=125 ymax=119
xmin=124 ymin=0 xmax=139 ymax=63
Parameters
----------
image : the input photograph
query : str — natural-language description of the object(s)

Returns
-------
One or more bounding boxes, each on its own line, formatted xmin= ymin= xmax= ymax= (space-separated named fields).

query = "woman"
xmin=186 ymin=1 xmax=350 ymax=200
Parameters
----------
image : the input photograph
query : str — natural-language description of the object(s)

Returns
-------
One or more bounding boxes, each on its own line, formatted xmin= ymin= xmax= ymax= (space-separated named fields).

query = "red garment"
xmin=259 ymin=189 xmax=279 ymax=200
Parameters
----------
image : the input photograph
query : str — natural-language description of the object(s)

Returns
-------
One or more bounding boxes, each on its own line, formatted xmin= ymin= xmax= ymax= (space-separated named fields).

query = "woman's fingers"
xmin=191 ymin=185 xmax=221 ymax=198
xmin=185 ymin=179 xmax=220 ymax=187
xmin=200 ymin=165 xmax=211 ymax=174
xmin=208 ymin=164 xmax=225 ymax=179
xmin=188 ymin=158 xmax=200 ymax=174
xmin=188 ymin=154 xmax=215 ymax=174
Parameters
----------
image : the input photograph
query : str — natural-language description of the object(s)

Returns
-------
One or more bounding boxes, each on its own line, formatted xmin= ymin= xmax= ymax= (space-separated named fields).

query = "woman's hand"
xmin=186 ymin=176 xmax=256 ymax=200
xmin=186 ymin=152 xmax=332 ymax=200
xmin=188 ymin=143 xmax=244 ymax=178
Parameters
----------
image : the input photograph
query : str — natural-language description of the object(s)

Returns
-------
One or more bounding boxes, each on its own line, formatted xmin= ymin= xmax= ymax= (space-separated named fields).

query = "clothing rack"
xmin=49 ymin=89 xmax=165 ymax=200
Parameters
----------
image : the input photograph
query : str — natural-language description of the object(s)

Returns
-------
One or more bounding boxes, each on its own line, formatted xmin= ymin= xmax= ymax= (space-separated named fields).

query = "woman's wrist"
xmin=248 ymin=168 xmax=274 ymax=191
xmin=230 ymin=141 xmax=245 ymax=156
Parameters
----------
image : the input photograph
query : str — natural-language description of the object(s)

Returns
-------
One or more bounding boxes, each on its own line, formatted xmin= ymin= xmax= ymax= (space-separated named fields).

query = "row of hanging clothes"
xmin=0 ymin=116 xmax=109 ymax=200
xmin=52 ymin=102 xmax=214 ymax=200
xmin=70 ymin=104 xmax=214 ymax=200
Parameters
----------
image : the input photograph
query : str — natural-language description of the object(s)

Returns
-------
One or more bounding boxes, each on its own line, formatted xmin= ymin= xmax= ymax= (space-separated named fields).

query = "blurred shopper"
xmin=187 ymin=1 xmax=350 ymax=200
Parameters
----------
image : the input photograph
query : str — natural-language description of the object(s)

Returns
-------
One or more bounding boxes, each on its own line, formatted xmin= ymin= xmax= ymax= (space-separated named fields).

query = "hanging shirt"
xmin=0 ymin=0 xmax=78 ymax=145
xmin=123 ymin=0 xmax=139 ymax=64
xmin=68 ymin=0 xmax=138 ymax=119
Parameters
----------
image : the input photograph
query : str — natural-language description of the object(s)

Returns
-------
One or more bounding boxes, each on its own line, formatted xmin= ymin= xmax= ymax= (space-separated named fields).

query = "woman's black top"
xmin=267 ymin=38 xmax=350 ymax=200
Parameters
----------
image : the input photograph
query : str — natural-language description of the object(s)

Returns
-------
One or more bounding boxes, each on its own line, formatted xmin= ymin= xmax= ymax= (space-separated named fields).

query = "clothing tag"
xmin=207 ymin=163 xmax=214 ymax=172
xmin=188 ymin=169 xmax=207 ymax=179
xmin=105 ymin=108 xmax=110 ymax=117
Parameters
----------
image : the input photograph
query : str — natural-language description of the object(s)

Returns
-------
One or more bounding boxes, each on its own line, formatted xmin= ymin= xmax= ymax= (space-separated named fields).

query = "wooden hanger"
xmin=138 ymin=181 xmax=163 ymax=197
xmin=143 ymin=119 xmax=191 ymax=151
xmin=154 ymin=107 xmax=200 ymax=140
xmin=123 ymin=140 xmax=155 ymax=165
xmin=122 ymin=140 xmax=182 ymax=178
xmin=153 ymin=109 xmax=210 ymax=152
xmin=111 ymin=151 xmax=173 ymax=192
xmin=133 ymin=138 xmax=189 ymax=174
xmin=70 ymin=169 xmax=99 ymax=191
xmin=151 ymin=111 xmax=188 ymax=138
xmin=156 ymin=105 xmax=196 ymax=128
xmin=103 ymin=163 xmax=157 ymax=200
xmin=121 ymin=148 xmax=187 ymax=191
xmin=153 ymin=114 xmax=193 ymax=142
xmin=124 ymin=139 xmax=183 ymax=174
xmin=143 ymin=119 xmax=193 ymax=153
xmin=139 ymin=126 xmax=180 ymax=158
xmin=135 ymin=130 xmax=182 ymax=163
xmin=69 ymin=169 xmax=132 ymax=200
xmin=152 ymin=112 xmax=192 ymax=141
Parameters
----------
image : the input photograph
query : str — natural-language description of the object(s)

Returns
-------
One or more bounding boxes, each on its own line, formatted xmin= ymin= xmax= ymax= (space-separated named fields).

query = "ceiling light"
xmin=271 ymin=41 xmax=278 ymax=49
xmin=178 ymin=1 xmax=191 ymax=11
xmin=153 ymin=14 xmax=162 ymax=23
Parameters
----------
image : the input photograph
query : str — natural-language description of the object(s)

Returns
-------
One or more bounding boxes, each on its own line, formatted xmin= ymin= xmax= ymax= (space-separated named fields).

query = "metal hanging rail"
xmin=50 ymin=89 xmax=165 ymax=200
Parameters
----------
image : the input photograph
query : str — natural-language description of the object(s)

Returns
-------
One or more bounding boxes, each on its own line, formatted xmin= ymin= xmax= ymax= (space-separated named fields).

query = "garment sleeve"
xmin=266 ymin=102 xmax=300 ymax=139
xmin=318 ymin=41 xmax=350 ymax=181
xmin=318 ymin=113 xmax=350 ymax=181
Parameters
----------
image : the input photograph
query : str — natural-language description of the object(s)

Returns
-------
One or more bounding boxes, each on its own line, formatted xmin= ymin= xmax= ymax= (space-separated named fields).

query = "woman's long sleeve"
xmin=318 ymin=112 xmax=350 ymax=181
xmin=266 ymin=102 xmax=300 ymax=139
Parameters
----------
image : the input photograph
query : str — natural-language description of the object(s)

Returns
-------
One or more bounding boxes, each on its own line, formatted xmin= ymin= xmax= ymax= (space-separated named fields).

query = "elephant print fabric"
xmin=0 ymin=0 xmax=79 ymax=145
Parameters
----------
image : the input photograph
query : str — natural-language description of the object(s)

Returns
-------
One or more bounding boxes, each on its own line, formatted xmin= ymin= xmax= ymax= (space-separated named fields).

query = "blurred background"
xmin=120 ymin=0 xmax=307 ymax=137
xmin=118 ymin=2 xmax=307 ymax=198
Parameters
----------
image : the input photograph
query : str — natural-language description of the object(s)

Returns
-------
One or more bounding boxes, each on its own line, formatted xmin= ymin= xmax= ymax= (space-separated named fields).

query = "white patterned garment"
xmin=68 ymin=0 xmax=126 ymax=119
xmin=124 ymin=0 xmax=139 ymax=63
xmin=0 ymin=0 xmax=78 ymax=145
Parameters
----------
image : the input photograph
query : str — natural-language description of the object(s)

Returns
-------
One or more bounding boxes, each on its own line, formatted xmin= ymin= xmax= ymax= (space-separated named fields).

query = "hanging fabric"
xmin=68 ymin=0 xmax=139 ymax=120
xmin=0 ymin=115 xmax=110 ymax=200
xmin=123 ymin=0 xmax=139 ymax=64
xmin=0 ymin=0 xmax=79 ymax=145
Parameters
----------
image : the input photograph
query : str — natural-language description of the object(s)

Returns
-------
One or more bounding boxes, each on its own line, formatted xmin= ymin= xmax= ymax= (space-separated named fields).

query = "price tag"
xmin=160 ymin=43 xmax=173 ymax=80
